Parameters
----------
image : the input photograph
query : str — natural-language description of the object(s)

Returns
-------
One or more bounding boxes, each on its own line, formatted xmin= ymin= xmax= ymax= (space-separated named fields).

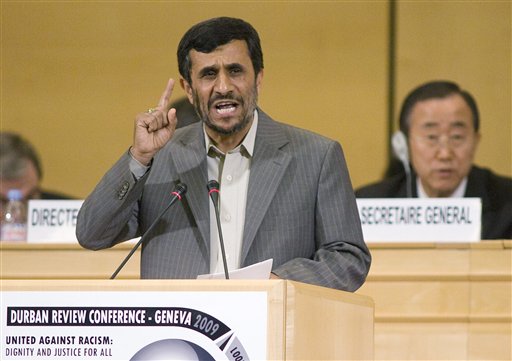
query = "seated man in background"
xmin=356 ymin=80 xmax=512 ymax=239
xmin=0 ymin=132 xmax=72 ymax=213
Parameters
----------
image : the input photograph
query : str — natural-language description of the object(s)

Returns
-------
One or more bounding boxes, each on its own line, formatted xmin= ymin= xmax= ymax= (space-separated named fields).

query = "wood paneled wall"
xmin=1 ymin=2 xmax=510 ymax=198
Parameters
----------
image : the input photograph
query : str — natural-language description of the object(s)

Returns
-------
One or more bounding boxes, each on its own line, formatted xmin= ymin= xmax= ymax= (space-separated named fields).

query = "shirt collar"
xmin=417 ymin=177 xmax=468 ymax=198
xmin=204 ymin=109 xmax=258 ymax=157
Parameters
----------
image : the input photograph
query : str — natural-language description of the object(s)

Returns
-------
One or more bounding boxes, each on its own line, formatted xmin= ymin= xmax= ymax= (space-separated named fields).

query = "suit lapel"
xmin=241 ymin=111 xmax=291 ymax=264
xmin=171 ymin=124 xmax=210 ymax=255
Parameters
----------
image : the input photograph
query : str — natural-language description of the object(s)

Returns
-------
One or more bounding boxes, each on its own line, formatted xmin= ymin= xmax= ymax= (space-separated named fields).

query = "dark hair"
xmin=399 ymin=80 xmax=480 ymax=135
xmin=0 ymin=132 xmax=43 ymax=180
xmin=177 ymin=17 xmax=264 ymax=84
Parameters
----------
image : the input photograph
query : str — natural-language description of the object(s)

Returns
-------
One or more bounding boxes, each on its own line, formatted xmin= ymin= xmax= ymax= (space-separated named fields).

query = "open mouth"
xmin=214 ymin=101 xmax=238 ymax=115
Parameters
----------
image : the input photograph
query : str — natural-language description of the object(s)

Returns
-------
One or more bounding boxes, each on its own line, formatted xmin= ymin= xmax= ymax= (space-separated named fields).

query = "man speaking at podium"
xmin=77 ymin=17 xmax=370 ymax=291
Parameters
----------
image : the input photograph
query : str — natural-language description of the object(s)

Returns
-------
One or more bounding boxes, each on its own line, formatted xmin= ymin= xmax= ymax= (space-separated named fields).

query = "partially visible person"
xmin=0 ymin=132 xmax=72 ymax=216
xmin=356 ymin=80 xmax=512 ymax=239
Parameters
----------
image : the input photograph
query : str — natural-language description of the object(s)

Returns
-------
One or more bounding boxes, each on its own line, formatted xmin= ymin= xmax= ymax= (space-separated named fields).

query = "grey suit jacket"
xmin=77 ymin=110 xmax=371 ymax=291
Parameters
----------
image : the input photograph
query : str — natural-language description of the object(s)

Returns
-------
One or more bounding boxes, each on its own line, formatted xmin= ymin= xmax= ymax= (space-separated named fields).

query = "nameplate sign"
xmin=27 ymin=200 xmax=84 ymax=244
xmin=356 ymin=198 xmax=482 ymax=242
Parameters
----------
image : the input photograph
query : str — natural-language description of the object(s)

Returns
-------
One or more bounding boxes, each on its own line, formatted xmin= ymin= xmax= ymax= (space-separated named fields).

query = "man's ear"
xmin=180 ymin=77 xmax=194 ymax=104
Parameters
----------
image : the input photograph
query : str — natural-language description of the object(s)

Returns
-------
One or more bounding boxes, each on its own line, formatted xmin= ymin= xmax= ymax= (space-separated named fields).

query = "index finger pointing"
xmin=158 ymin=78 xmax=175 ymax=110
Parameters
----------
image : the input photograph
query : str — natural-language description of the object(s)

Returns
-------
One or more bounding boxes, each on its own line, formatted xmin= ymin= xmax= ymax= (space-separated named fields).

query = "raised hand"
xmin=131 ymin=78 xmax=178 ymax=165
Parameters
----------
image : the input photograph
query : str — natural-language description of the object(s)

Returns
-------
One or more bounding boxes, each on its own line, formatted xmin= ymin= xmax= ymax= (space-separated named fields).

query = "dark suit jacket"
xmin=77 ymin=110 xmax=371 ymax=291
xmin=356 ymin=165 xmax=512 ymax=239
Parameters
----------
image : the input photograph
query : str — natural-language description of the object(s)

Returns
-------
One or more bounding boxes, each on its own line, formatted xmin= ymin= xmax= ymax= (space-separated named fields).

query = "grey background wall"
xmin=1 ymin=1 xmax=510 ymax=198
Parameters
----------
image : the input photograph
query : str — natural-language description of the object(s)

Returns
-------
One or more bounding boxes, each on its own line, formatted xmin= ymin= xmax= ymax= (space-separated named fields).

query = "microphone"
xmin=110 ymin=182 xmax=187 ymax=279
xmin=206 ymin=179 xmax=229 ymax=279
xmin=392 ymin=131 xmax=412 ymax=198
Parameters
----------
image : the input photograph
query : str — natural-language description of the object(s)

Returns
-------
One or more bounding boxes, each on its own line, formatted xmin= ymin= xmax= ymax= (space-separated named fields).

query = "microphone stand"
xmin=207 ymin=180 xmax=229 ymax=279
xmin=110 ymin=183 xmax=187 ymax=279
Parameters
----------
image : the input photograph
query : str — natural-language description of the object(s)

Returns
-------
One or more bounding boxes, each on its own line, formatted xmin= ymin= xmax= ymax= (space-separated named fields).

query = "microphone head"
xmin=173 ymin=183 xmax=187 ymax=197
xmin=391 ymin=131 xmax=410 ymax=172
xmin=206 ymin=180 xmax=220 ymax=204
xmin=206 ymin=180 xmax=220 ymax=192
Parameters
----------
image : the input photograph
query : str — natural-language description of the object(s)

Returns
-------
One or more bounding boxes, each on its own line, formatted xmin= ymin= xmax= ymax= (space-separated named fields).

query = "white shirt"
xmin=205 ymin=111 xmax=258 ymax=274
xmin=417 ymin=177 xmax=468 ymax=198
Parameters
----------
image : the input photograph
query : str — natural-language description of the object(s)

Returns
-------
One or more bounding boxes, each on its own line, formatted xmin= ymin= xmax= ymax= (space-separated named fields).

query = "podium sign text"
xmin=2 ymin=290 xmax=266 ymax=360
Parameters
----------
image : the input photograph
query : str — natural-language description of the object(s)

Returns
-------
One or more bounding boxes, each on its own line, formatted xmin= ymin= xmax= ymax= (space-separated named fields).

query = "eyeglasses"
xmin=412 ymin=133 xmax=471 ymax=149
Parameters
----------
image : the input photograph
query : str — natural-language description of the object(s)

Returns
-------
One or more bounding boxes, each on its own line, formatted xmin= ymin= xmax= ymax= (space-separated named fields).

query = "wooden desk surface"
xmin=2 ymin=240 xmax=510 ymax=280
xmin=0 ymin=241 xmax=140 ymax=279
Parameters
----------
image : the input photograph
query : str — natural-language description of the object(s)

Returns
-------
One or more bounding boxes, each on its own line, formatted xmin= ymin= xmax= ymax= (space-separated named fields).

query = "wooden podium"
xmin=1 ymin=279 xmax=374 ymax=360
xmin=2 ymin=241 xmax=511 ymax=359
